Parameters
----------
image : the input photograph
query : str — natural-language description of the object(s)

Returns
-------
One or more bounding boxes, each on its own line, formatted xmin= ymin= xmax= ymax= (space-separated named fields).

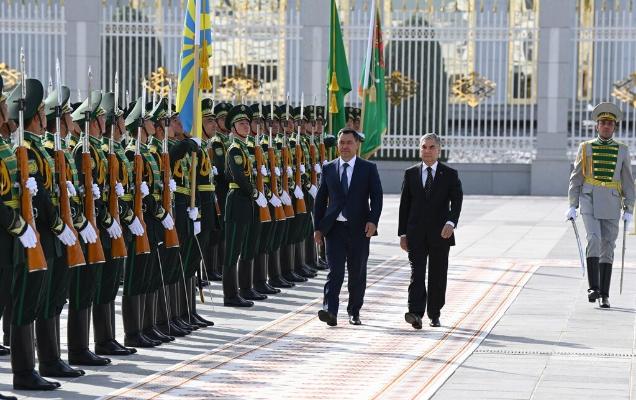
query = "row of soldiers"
xmin=0 ymin=72 xmax=364 ymax=396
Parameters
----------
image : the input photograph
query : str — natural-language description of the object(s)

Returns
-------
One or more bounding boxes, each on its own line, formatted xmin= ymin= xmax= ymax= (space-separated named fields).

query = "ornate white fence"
xmin=342 ymin=0 xmax=539 ymax=161
xmin=100 ymin=0 xmax=302 ymax=103
xmin=570 ymin=0 xmax=636 ymax=161
xmin=0 ymin=0 xmax=66 ymax=91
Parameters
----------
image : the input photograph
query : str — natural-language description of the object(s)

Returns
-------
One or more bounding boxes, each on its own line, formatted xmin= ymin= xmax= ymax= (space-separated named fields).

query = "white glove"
xmin=314 ymin=163 xmax=322 ymax=174
xmin=115 ymin=182 xmax=125 ymax=197
xmin=322 ymin=160 xmax=328 ymax=166
xmin=26 ymin=177 xmax=37 ymax=196
xmin=309 ymin=185 xmax=318 ymax=199
xmin=286 ymin=166 xmax=293 ymax=177
xmin=92 ymin=183 xmax=101 ymax=200
xmin=193 ymin=221 xmax=201 ymax=235
xmin=269 ymin=194 xmax=282 ymax=208
xmin=255 ymin=191 xmax=267 ymax=208
xmin=18 ymin=224 xmax=37 ymax=249
xmin=188 ymin=206 xmax=199 ymax=221
xmin=57 ymin=224 xmax=77 ymax=247
xmin=169 ymin=179 xmax=176 ymax=193
xmin=623 ymin=212 xmax=633 ymax=223
xmin=66 ymin=181 xmax=77 ymax=197
xmin=140 ymin=181 xmax=150 ymax=198
xmin=300 ymin=164 xmax=306 ymax=174
xmin=161 ymin=213 xmax=175 ymax=230
xmin=281 ymin=191 xmax=292 ymax=206
xmin=274 ymin=167 xmax=281 ymax=177
xmin=293 ymin=185 xmax=304 ymax=199
xmin=79 ymin=223 xmax=98 ymax=244
xmin=260 ymin=165 xmax=268 ymax=176
xmin=191 ymin=137 xmax=202 ymax=147
xmin=106 ymin=219 xmax=123 ymax=239
xmin=128 ymin=217 xmax=144 ymax=236
xmin=212 ymin=166 xmax=219 ymax=176
xmin=565 ymin=207 xmax=577 ymax=221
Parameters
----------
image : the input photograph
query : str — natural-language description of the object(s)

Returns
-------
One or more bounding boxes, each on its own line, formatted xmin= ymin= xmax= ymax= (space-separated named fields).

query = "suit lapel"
xmin=348 ymin=160 xmax=360 ymax=193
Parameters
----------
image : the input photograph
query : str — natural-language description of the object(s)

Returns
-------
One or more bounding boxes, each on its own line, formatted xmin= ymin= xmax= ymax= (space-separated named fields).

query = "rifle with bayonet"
xmin=82 ymin=67 xmax=106 ymax=264
xmin=133 ymin=86 xmax=151 ymax=255
xmin=108 ymin=72 xmax=127 ymax=259
xmin=163 ymin=81 xmax=179 ymax=248
xmin=255 ymin=102 xmax=271 ymax=223
xmin=53 ymin=59 xmax=85 ymax=267
xmin=309 ymin=102 xmax=318 ymax=188
xmin=281 ymin=97 xmax=295 ymax=218
xmin=267 ymin=97 xmax=286 ymax=222
xmin=293 ymin=95 xmax=307 ymax=214
xmin=16 ymin=48 xmax=47 ymax=272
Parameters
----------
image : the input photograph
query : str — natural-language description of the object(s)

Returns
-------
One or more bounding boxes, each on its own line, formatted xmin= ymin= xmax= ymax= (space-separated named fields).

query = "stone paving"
xmin=0 ymin=195 xmax=634 ymax=399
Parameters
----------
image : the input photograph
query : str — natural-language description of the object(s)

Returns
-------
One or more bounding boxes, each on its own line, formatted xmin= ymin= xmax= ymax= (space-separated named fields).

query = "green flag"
xmin=360 ymin=1 xmax=387 ymax=159
xmin=327 ymin=0 xmax=351 ymax=137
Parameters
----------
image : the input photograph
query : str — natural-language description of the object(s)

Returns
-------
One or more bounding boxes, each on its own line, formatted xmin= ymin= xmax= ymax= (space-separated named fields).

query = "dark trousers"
xmin=407 ymin=243 xmax=450 ymax=320
xmin=323 ymin=222 xmax=369 ymax=317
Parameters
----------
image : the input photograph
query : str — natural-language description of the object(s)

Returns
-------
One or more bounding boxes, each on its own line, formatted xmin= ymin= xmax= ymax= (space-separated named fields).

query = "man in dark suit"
xmin=399 ymin=133 xmax=463 ymax=329
xmin=314 ymin=128 xmax=383 ymax=326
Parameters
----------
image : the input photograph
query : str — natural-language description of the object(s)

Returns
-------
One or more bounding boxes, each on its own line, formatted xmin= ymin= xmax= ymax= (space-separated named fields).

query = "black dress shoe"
xmin=318 ymin=310 xmax=337 ymax=327
xmin=254 ymin=282 xmax=282 ymax=295
xmin=143 ymin=327 xmax=175 ymax=343
xmin=600 ymin=296 xmax=611 ymax=308
xmin=224 ymin=296 xmax=254 ymax=307
xmin=158 ymin=322 xmax=188 ymax=337
xmin=429 ymin=318 xmax=441 ymax=327
xmin=0 ymin=344 xmax=10 ymax=356
xmin=40 ymin=359 xmax=85 ymax=377
xmin=69 ymin=349 xmax=111 ymax=366
xmin=174 ymin=317 xmax=198 ymax=331
xmin=269 ymin=277 xmax=295 ymax=288
xmin=588 ymin=288 xmax=600 ymax=303
xmin=0 ymin=393 xmax=17 ymax=400
xmin=192 ymin=312 xmax=214 ymax=327
xmin=282 ymin=271 xmax=307 ymax=283
xmin=349 ymin=315 xmax=362 ymax=325
xmin=404 ymin=312 xmax=423 ymax=330
xmin=14 ymin=370 xmax=61 ymax=390
xmin=95 ymin=340 xmax=136 ymax=356
xmin=295 ymin=267 xmax=316 ymax=279
xmin=239 ymin=288 xmax=268 ymax=301
xmin=124 ymin=333 xmax=159 ymax=348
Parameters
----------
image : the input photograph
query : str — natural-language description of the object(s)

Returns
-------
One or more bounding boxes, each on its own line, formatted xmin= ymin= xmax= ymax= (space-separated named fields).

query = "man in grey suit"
xmin=567 ymin=102 xmax=635 ymax=309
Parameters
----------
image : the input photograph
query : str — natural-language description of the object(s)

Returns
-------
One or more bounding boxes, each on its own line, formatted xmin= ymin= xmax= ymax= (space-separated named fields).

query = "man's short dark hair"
xmin=337 ymin=127 xmax=362 ymax=142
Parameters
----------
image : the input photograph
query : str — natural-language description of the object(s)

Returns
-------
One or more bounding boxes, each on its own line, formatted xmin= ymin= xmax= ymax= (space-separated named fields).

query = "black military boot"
xmin=143 ymin=291 xmax=174 ymax=343
xmin=306 ymin=236 xmax=323 ymax=270
xmin=294 ymin=242 xmax=317 ymax=278
xmin=93 ymin=302 xmax=136 ymax=356
xmin=317 ymin=238 xmax=328 ymax=269
xmin=587 ymin=257 xmax=601 ymax=302
xmin=68 ymin=307 xmax=111 ymax=366
xmin=281 ymin=244 xmax=307 ymax=283
xmin=177 ymin=280 xmax=199 ymax=330
xmin=268 ymin=249 xmax=294 ymax=288
xmin=223 ymin=257 xmax=254 ymax=307
xmin=189 ymin=276 xmax=214 ymax=328
xmin=239 ymin=259 xmax=268 ymax=301
xmin=163 ymin=283 xmax=190 ymax=337
xmin=36 ymin=315 xmax=85 ymax=377
xmin=207 ymin=244 xmax=223 ymax=281
xmin=3 ymin=302 xmax=11 ymax=347
xmin=123 ymin=295 xmax=159 ymax=348
xmin=254 ymin=253 xmax=281 ymax=294
xmin=599 ymin=262 xmax=612 ymax=308
xmin=12 ymin=322 xmax=60 ymax=390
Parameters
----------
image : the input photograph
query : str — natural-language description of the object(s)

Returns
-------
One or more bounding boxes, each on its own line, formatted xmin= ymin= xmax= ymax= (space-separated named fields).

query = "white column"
xmin=64 ymin=0 xmax=101 ymax=96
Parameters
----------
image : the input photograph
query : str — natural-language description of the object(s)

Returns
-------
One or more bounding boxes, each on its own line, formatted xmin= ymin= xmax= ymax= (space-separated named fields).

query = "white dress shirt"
xmin=336 ymin=155 xmax=357 ymax=222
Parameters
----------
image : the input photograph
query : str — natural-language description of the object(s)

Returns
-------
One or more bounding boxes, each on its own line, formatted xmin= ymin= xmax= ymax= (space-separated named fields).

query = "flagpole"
xmin=360 ymin=0 xmax=376 ymax=142
xmin=190 ymin=0 xmax=202 ymax=209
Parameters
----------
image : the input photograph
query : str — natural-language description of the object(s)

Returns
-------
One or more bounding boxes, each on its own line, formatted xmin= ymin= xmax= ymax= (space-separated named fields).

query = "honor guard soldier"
xmin=122 ymin=99 xmax=172 ymax=347
xmin=0 ymin=76 xmax=47 ymax=396
xmin=167 ymin=105 xmax=203 ymax=335
xmin=200 ymin=99 xmax=223 ymax=283
xmin=260 ymin=105 xmax=294 ymax=289
xmin=98 ymin=91 xmax=142 ymax=355
xmin=70 ymin=90 xmax=124 ymax=366
xmin=223 ymin=104 xmax=268 ymax=307
xmin=567 ymin=102 xmax=635 ymax=308
xmin=301 ymin=105 xmax=321 ymax=271
xmin=7 ymin=78 xmax=77 ymax=391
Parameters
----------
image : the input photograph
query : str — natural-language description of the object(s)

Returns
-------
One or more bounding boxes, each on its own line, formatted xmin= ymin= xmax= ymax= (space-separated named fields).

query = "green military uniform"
xmin=223 ymin=105 xmax=259 ymax=307
xmin=568 ymin=102 xmax=636 ymax=308
xmin=7 ymin=78 xmax=64 ymax=391
xmin=122 ymin=99 xmax=169 ymax=348
xmin=68 ymin=91 xmax=115 ymax=367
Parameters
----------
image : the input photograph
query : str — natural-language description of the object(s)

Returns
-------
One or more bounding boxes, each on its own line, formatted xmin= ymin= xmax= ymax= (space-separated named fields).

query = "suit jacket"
xmin=398 ymin=162 xmax=463 ymax=247
xmin=314 ymin=157 xmax=383 ymax=237
xmin=568 ymin=139 xmax=635 ymax=220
